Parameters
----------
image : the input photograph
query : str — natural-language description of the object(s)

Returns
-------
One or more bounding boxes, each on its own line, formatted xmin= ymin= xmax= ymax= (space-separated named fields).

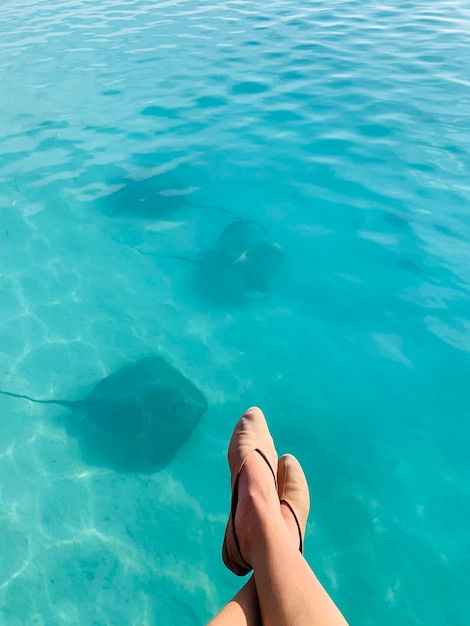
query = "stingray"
xmin=125 ymin=219 xmax=285 ymax=304
xmin=93 ymin=173 xmax=237 ymax=221
xmin=0 ymin=356 xmax=207 ymax=473
xmin=96 ymin=176 xmax=188 ymax=218
xmin=195 ymin=220 xmax=285 ymax=301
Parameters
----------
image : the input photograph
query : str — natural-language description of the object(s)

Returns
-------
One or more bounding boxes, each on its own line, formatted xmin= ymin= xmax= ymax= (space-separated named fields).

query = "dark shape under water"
xmin=0 ymin=356 xmax=207 ymax=473
xmin=382 ymin=211 xmax=411 ymax=228
xmin=197 ymin=220 xmax=284 ymax=301
xmin=96 ymin=176 xmax=188 ymax=218
xmin=126 ymin=220 xmax=285 ymax=305
xmin=394 ymin=258 xmax=423 ymax=274
xmin=93 ymin=172 xmax=237 ymax=222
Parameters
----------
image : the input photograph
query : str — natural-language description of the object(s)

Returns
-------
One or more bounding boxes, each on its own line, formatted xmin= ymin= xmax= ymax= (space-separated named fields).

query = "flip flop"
xmin=222 ymin=407 xmax=278 ymax=576
xmin=277 ymin=454 xmax=310 ymax=553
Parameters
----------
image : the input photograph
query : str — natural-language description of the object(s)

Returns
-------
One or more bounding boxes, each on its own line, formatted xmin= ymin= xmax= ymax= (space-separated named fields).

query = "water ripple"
xmin=1 ymin=0 xmax=470 ymax=624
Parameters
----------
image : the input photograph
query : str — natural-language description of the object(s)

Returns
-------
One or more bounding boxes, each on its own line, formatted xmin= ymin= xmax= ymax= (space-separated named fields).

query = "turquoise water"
xmin=1 ymin=0 xmax=469 ymax=623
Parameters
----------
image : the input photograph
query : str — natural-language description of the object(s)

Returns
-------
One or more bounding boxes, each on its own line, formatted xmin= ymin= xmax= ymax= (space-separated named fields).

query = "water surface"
xmin=0 ymin=0 xmax=469 ymax=623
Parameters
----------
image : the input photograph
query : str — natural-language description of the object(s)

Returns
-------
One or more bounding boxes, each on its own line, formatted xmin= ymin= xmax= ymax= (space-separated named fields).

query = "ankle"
xmin=281 ymin=502 xmax=302 ymax=550
xmin=233 ymin=452 xmax=281 ymax=563
xmin=236 ymin=495 xmax=282 ymax=565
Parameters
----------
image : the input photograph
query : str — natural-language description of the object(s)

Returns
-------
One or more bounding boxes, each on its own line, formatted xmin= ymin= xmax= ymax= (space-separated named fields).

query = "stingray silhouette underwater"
xmin=93 ymin=173 xmax=235 ymax=220
xmin=0 ymin=356 xmax=208 ymax=473
xmin=124 ymin=219 xmax=285 ymax=305
xmin=95 ymin=176 xmax=189 ymax=218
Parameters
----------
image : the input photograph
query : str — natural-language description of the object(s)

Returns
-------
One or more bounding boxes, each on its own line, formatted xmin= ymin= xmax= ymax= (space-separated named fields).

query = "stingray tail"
xmin=113 ymin=239 xmax=196 ymax=264
xmin=0 ymin=390 xmax=72 ymax=407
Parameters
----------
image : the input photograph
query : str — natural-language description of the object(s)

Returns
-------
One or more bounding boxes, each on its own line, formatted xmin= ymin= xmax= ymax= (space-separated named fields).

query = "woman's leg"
xmin=235 ymin=452 xmax=349 ymax=626
xmin=207 ymin=496 xmax=305 ymax=626
xmin=207 ymin=576 xmax=261 ymax=626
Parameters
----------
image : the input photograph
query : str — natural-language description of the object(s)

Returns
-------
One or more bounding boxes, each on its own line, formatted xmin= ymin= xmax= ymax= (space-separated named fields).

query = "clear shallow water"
xmin=1 ymin=0 xmax=469 ymax=623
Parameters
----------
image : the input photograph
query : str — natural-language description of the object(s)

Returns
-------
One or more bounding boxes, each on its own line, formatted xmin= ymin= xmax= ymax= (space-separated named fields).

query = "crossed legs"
xmin=208 ymin=411 xmax=348 ymax=626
